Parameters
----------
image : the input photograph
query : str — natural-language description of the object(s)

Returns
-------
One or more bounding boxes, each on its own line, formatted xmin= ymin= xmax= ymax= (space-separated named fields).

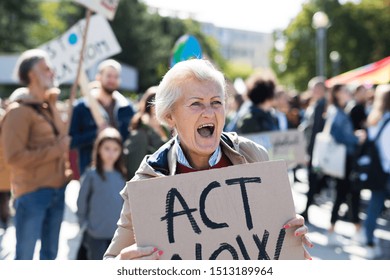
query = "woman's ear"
xmin=165 ymin=113 xmax=175 ymax=129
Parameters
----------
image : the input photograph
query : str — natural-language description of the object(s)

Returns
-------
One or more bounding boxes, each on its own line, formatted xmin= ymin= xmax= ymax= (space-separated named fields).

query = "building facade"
xmin=200 ymin=22 xmax=273 ymax=69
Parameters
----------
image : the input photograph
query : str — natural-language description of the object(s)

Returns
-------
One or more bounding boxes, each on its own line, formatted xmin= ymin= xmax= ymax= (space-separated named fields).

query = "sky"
xmin=141 ymin=0 xmax=309 ymax=33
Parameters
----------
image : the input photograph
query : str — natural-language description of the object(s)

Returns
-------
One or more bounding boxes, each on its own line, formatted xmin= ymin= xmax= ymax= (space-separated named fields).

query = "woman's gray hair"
xmin=155 ymin=59 xmax=226 ymax=126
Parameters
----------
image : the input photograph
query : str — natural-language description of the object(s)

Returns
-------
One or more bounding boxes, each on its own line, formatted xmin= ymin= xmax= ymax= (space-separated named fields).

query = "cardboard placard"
xmin=39 ymin=14 xmax=121 ymax=84
xmin=128 ymin=160 xmax=304 ymax=260
xmin=243 ymin=130 xmax=307 ymax=167
xmin=74 ymin=0 xmax=120 ymax=20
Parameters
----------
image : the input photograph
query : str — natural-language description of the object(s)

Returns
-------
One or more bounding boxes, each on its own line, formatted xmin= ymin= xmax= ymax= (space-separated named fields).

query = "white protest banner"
xmin=39 ymin=14 xmax=121 ymax=85
xmin=128 ymin=160 xmax=304 ymax=260
xmin=243 ymin=129 xmax=307 ymax=167
xmin=74 ymin=0 xmax=120 ymax=20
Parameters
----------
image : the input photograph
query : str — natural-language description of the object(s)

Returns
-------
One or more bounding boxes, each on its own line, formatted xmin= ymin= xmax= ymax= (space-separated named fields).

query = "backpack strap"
xmin=374 ymin=116 xmax=390 ymax=174
xmin=374 ymin=116 xmax=390 ymax=142
xmin=22 ymin=103 xmax=60 ymax=136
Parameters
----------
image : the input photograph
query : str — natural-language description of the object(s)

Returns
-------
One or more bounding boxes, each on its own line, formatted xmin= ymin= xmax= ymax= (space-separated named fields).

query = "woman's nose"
xmin=202 ymin=105 xmax=214 ymax=117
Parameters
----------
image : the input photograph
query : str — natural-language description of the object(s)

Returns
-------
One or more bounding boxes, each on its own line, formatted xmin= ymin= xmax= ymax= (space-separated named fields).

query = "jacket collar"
xmin=82 ymin=89 xmax=130 ymax=123
xmin=143 ymin=132 xmax=242 ymax=177
xmin=83 ymin=89 xmax=130 ymax=109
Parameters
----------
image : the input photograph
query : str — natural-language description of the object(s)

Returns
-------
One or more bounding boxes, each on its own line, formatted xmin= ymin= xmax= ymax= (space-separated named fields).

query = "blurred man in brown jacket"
xmin=0 ymin=49 xmax=72 ymax=259
xmin=0 ymin=107 xmax=11 ymax=230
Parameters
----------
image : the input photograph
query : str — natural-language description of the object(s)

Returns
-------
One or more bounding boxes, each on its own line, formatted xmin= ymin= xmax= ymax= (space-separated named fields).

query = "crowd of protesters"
xmin=0 ymin=49 xmax=389 ymax=260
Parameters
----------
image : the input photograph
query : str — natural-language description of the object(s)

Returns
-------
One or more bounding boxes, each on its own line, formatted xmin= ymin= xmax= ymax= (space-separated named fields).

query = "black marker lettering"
xmin=236 ymin=235 xmax=250 ymax=260
xmin=225 ymin=177 xmax=261 ymax=230
xmin=160 ymin=188 xmax=201 ymax=243
xmin=209 ymin=243 xmax=239 ymax=260
xmin=273 ymin=228 xmax=286 ymax=260
xmin=199 ymin=181 xmax=229 ymax=229
xmin=253 ymin=231 xmax=270 ymax=260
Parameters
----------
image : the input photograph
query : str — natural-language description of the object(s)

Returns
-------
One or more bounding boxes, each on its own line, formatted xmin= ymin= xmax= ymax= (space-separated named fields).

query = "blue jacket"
xmin=329 ymin=106 xmax=359 ymax=155
xmin=69 ymin=91 xmax=134 ymax=175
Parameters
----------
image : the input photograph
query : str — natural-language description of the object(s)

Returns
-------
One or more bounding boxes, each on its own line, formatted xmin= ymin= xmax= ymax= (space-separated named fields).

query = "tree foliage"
xmin=0 ymin=0 xmax=40 ymax=52
xmin=1 ymin=0 xmax=225 ymax=94
xmin=29 ymin=1 xmax=84 ymax=47
xmin=111 ymin=0 xmax=225 ymax=92
xmin=271 ymin=0 xmax=390 ymax=91
xmin=2 ymin=0 xmax=389 ymax=95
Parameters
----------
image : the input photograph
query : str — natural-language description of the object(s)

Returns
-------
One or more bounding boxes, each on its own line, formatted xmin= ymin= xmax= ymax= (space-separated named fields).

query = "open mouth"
xmin=197 ymin=123 xmax=215 ymax=137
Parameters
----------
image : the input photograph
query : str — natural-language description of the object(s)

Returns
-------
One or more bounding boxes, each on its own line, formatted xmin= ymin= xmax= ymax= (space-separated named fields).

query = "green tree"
xmin=1 ymin=0 xmax=226 ymax=95
xmin=271 ymin=0 xmax=390 ymax=91
xmin=110 ymin=0 xmax=226 ymax=92
xmin=29 ymin=1 xmax=83 ymax=47
xmin=224 ymin=61 xmax=254 ymax=82
xmin=0 ymin=1 xmax=40 ymax=52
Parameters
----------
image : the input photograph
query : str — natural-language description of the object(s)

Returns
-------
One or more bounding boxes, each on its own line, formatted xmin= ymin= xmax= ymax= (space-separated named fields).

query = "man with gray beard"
xmin=1 ymin=49 xmax=72 ymax=259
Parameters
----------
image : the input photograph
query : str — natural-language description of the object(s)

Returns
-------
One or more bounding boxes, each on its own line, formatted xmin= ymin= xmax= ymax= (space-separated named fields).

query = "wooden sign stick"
xmin=67 ymin=8 xmax=93 ymax=132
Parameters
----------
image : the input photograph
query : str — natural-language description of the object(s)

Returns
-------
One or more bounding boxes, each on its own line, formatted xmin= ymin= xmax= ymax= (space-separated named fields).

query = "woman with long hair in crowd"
xmin=123 ymin=86 xmax=170 ymax=180
xmin=363 ymin=84 xmax=390 ymax=258
xmin=76 ymin=127 xmax=127 ymax=260
xmin=325 ymin=84 xmax=366 ymax=244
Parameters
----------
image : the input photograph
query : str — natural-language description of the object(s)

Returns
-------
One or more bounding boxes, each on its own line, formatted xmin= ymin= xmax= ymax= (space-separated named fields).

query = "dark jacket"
xmin=237 ymin=105 xmax=279 ymax=134
xmin=69 ymin=91 xmax=134 ymax=175
xmin=348 ymin=102 xmax=367 ymax=130
xmin=299 ymin=97 xmax=326 ymax=158
xmin=329 ymin=105 xmax=359 ymax=156
xmin=123 ymin=123 xmax=168 ymax=180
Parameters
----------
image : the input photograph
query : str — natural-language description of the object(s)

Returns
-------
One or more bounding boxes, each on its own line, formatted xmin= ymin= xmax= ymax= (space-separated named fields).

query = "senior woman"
xmin=104 ymin=59 xmax=312 ymax=260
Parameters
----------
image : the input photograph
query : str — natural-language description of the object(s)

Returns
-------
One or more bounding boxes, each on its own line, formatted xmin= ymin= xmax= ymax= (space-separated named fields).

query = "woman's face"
xmin=166 ymin=79 xmax=226 ymax=166
xmin=99 ymin=139 xmax=122 ymax=168
xmin=336 ymin=86 xmax=351 ymax=108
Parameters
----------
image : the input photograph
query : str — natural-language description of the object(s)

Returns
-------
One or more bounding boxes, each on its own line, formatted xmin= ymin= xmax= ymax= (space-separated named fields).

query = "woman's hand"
xmin=116 ymin=244 xmax=163 ymax=260
xmin=284 ymin=214 xmax=313 ymax=260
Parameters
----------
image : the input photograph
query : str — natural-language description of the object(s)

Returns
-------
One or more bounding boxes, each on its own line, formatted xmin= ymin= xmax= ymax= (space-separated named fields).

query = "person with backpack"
xmin=363 ymin=84 xmax=390 ymax=259
xmin=325 ymin=84 xmax=366 ymax=245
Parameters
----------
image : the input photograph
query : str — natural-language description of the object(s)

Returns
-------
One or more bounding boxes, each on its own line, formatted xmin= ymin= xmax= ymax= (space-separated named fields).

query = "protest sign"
xmin=74 ymin=0 xmax=120 ymax=20
xmin=243 ymin=129 xmax=307 ymax=167
xmin=39 ymin=14 xmax=121 ymax=85
xmin=128 ymin=160 xmax=304 ymax=260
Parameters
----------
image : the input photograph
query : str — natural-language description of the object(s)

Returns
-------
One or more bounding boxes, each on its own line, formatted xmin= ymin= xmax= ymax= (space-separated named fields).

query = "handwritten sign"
xmin=38 ymin=14 xmax=121 ymax=84
xmin=128 ymin=160 xmax=304 ymax=260
xmin=243 ymin=130 xmax=307 ymax=167
xmin=74 ymin=0 xmax=120 ymax=20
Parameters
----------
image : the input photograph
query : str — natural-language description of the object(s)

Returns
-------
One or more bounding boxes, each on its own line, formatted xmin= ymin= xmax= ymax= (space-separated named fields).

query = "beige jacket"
xmin=0 ymin=111 xmax=11 ymax=191
xmin=104 ymin=132 xmax=269 ymax=259
xmin=0 ymin=97 xmax=72 ymax=198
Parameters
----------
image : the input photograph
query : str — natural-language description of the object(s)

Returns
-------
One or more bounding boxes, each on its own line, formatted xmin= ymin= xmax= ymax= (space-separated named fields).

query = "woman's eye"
xmin=190 ymin=102 xmax=202 ymax=107
xmin=212 ymin=101 xmax=222 ymax=106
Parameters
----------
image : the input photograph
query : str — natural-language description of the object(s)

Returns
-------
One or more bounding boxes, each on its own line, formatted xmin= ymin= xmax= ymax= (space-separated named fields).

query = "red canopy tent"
xmin=326 ymin=56 xmax=390 ymax=87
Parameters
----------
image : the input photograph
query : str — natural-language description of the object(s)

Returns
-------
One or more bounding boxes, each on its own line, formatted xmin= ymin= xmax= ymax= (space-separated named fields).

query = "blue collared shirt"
xmin=174 ymin=136 xmax=221 ymax=169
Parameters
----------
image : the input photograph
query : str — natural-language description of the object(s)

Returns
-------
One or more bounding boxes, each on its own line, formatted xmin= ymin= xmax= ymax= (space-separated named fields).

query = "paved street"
xmin=1 ymin=168 xmax=389 ymax=260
